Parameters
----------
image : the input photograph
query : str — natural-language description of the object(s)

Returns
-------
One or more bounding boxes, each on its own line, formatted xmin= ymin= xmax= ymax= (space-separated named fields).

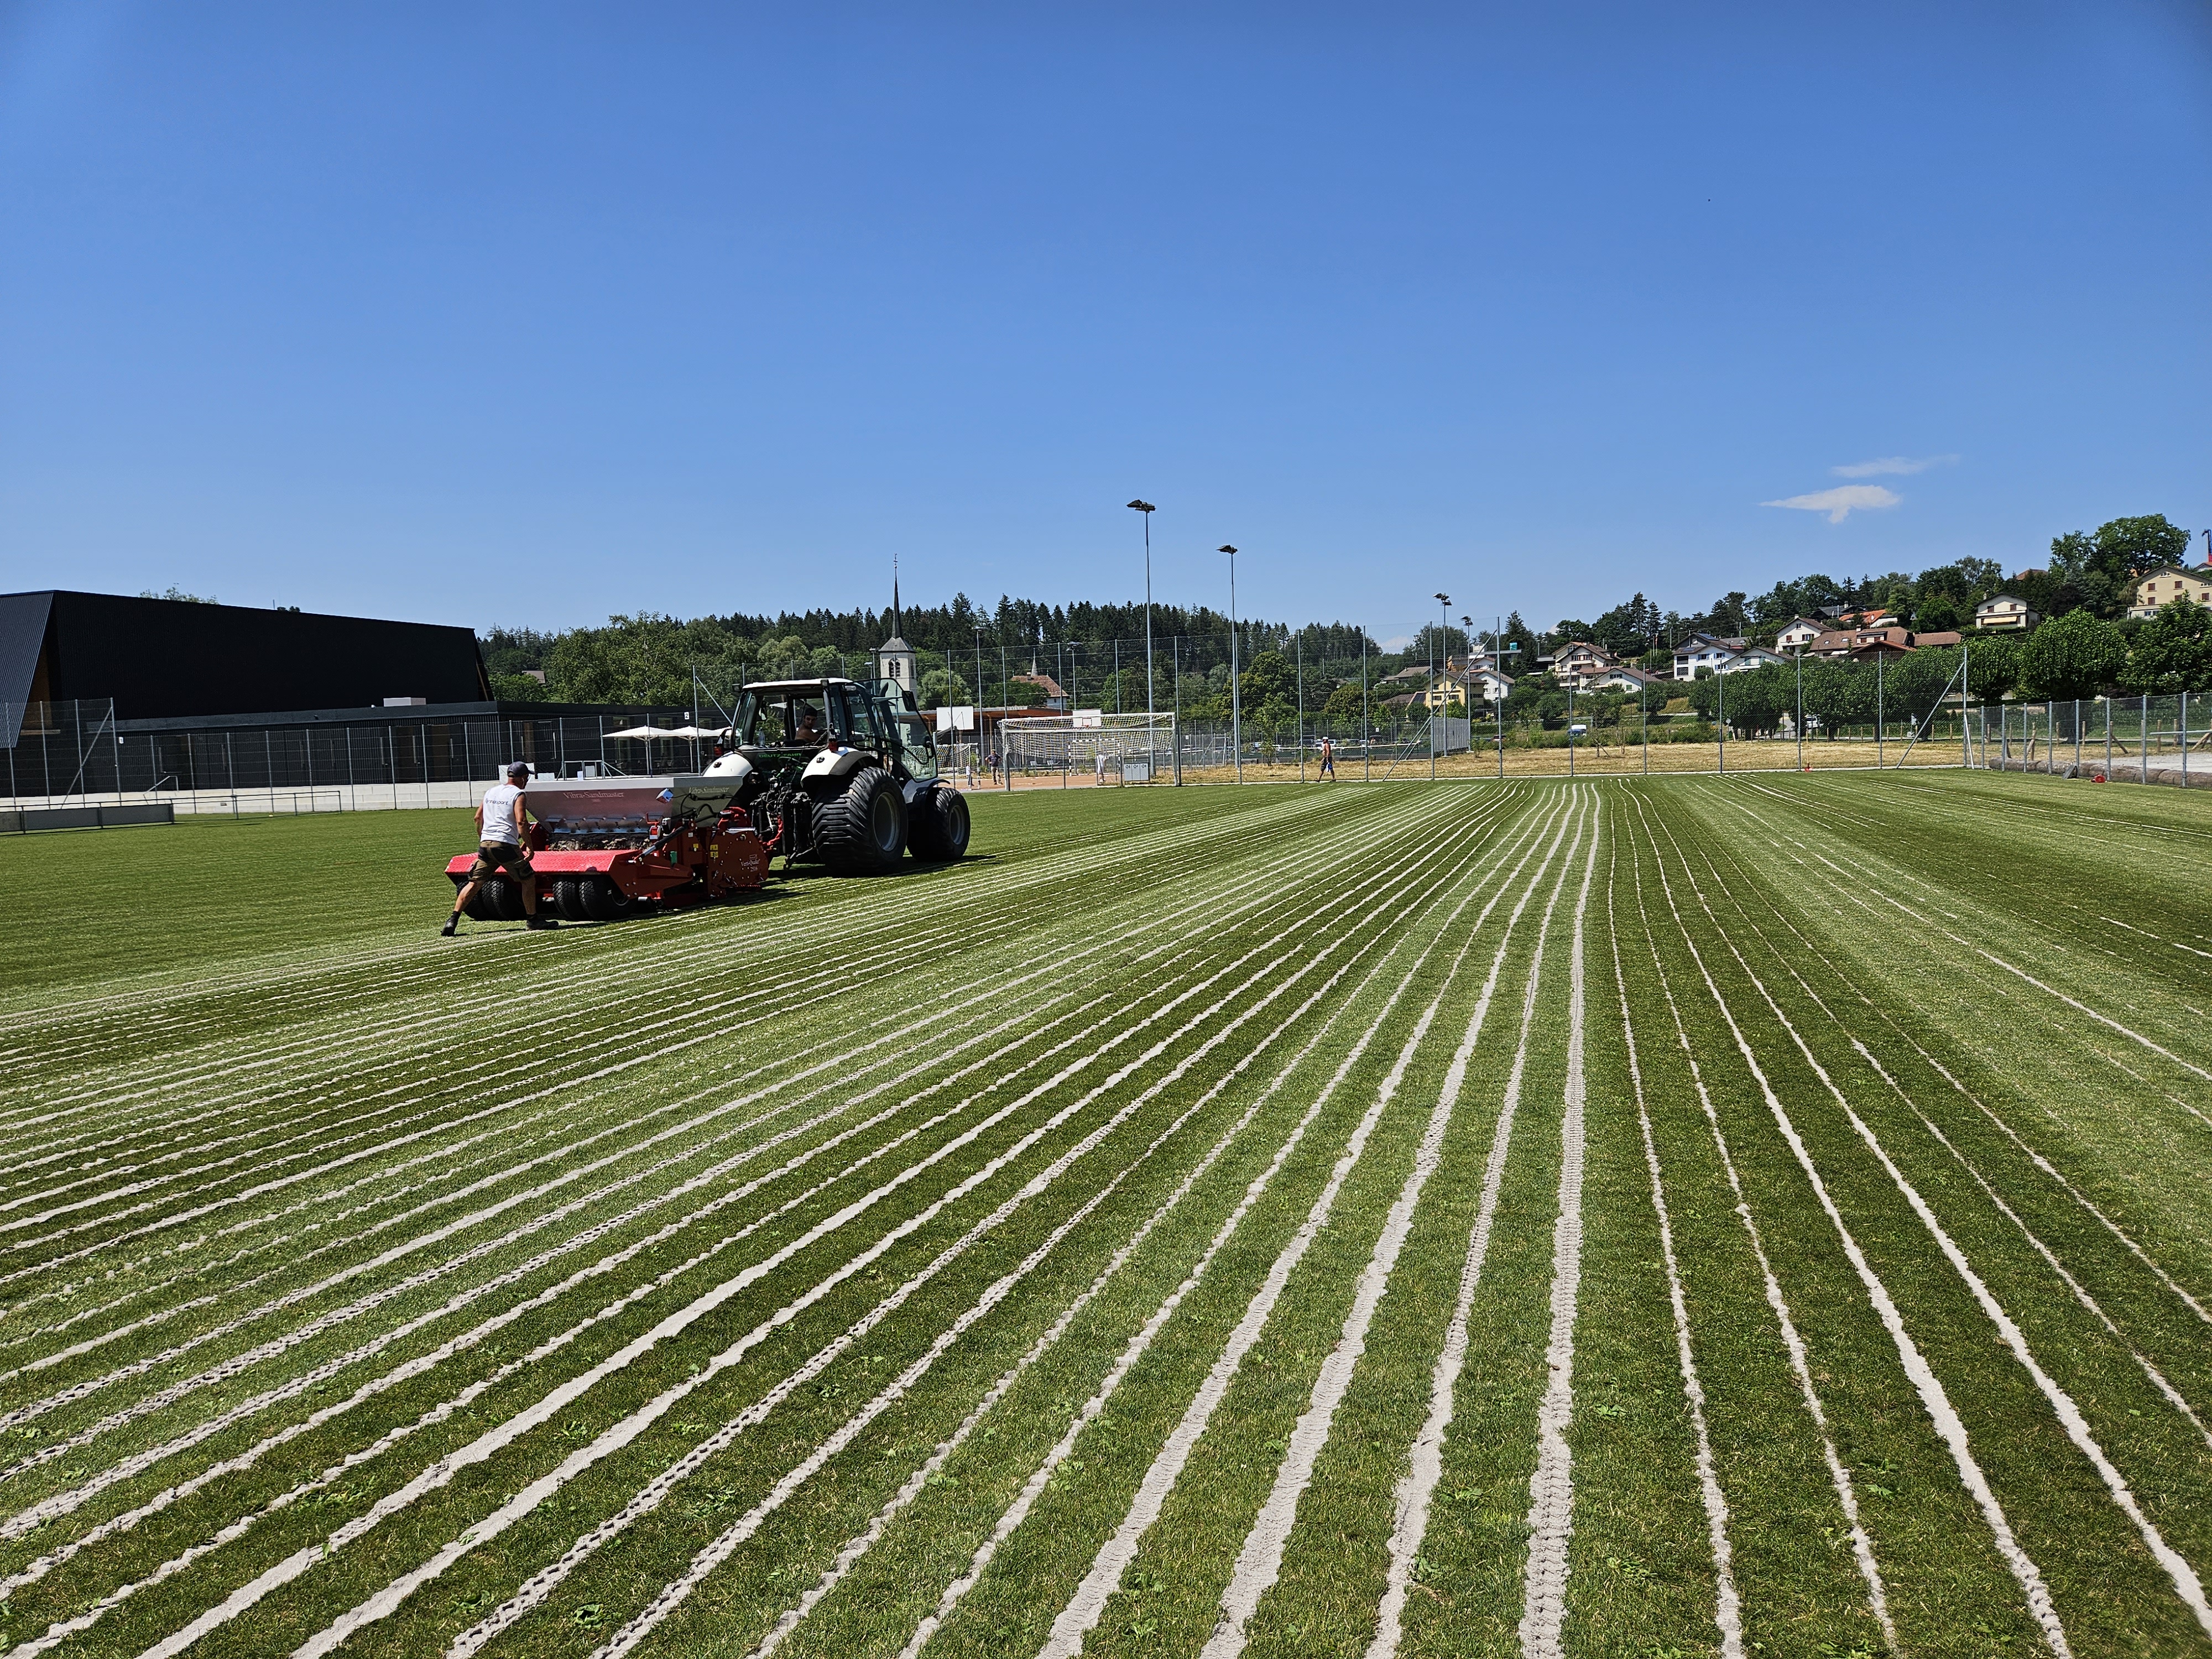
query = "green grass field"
xmin=3 ymin=774 xmax=2209 ymax=1658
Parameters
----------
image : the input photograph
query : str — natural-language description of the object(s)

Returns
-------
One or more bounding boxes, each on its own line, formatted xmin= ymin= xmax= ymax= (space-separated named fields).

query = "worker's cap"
xmin=505 ymin=761 xmax=531 ymax=779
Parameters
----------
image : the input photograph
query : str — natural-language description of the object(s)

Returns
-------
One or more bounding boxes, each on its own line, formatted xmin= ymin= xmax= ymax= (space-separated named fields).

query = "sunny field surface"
xmin=2 ymin=774 xmax=2208 ymax=1658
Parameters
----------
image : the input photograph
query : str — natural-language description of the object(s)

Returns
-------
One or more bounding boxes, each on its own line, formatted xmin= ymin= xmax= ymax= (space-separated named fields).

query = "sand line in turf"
xmin=0 ymin=801 xmax=1381 ymax=1376
xmin=13 ymin=798 xmax=1464 ymax=1588
xmin=6 ymin=793 xmax=1444 ymax=1298
xmin=894 ymin=800 xmax=1572 ymax=1659
xmin=1624 ymin=799 xmax=1896 ymax=1650
xmin=0 ymin=792 xmax=1292 ymax=1256
xmin=731 ymin=808 xmax=1557 ymax=1659
xmin=1 ymin=796 xmax=1284 ymax=1204
xmin=565 ymin=813 xmax=1523 ymax=1659
xmin=1517 ymin=801 xmax=1601 ymax=1659
xmin=10 ymin=950 xmax=1201 ymax=1657
xmin=3 ymin=786 xmax=1321 ymax=1129
xmin=2 ymin=798 xmax=1443 ymax=1459
xmin=1217 ymin=797 xmax=1589 ymax=1659
xmin=0 ymin=968 xmax=1161 ymax=1552
xmin=165 ymin=797 xmax=1484 ymax=1659
xmin=11 ymin=804 xmax=1467 ymax=1620
xmin=1608 ymin=843 xmax=1743 ymax=1659
xmin=1678 ymin=822 xmax=2212 ymax=1451
xmin=1363 ymin=801 xmax=1576 ymax=1659
xmin=1639 ymin=801 xmax=2069 ymax=1657
xmin=414 ymin=799 xmax=1516 ymax=1655
xmin=1657 ymin=828 xmax=2212 ymax=1639
xmin=1698 ymin=804 xmax=2212 ymax=1329
xmin=1792 ymin=833 xmax=2212 ymax=1094
xmin=1032 ymin=806 xmax=1581 ymax=1659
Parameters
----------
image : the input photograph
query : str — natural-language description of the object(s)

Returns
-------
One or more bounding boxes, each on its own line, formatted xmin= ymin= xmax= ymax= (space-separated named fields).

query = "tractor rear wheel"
xmin=581 ymin=875 xmax=635 ymax=921
xmin=554 ymin=878 xmax=591 ymax=922
xmin=477 ymin=876 xmax=526 ymax=921
xmin=814 ymin=766 xmax=906 ymax=874
xmin=905 ymin=784 xmax=971 ymax=861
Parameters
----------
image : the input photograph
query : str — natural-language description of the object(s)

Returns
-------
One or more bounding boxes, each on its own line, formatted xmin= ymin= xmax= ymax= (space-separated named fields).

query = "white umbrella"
xmin=667 ymin=725 xmax=732 ymax=739
xmin=606 ymin=724 xmax=681 ymax=739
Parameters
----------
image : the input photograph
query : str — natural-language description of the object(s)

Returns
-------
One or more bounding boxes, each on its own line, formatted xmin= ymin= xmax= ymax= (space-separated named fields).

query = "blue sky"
xmin=2 ymin=2 xmax=2207 ymax=646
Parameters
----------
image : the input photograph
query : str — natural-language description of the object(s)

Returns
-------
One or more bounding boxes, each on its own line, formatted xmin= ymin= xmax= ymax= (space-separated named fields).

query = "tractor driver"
xmin=442 ymin=761 xmax=559 ymax=936
xmin=792 ymin=702 xmax=836 ymax=748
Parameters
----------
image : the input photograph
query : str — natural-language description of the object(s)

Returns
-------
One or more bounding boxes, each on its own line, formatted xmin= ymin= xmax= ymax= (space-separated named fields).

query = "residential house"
xmin=1975 ymin=596 xmax=2036 ymax=631
xmin=2127 ymin=566 xmax=2212 ymax=620
xmin=1011 ymin=670 xmax=1067 ymax=708
xmin=1550 ymin=641 xmax=1618 ymax=690
xmin=1672 ymin=633 xmax=1747 ymax=681
xmin=1716 ymin=644 xmax=1789 ymax=674
xmin=1847 ymin=627 xmax=1914 ymax=661
xmin=1910 ymin=630 xmax=1963 ymax=649
xmin=1775 ymin=617 xmax=1827 ymax=650
xmin=1808 ymin=629 xmax=1860 ymax=659
xmin=1589 ymin=664 xmax=1661 ymax=695
xmin=1469 ymin=666 xmax=1514 ymax=702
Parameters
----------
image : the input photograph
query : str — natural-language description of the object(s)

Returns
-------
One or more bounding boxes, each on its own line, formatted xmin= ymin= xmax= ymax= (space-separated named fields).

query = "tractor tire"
xmin=813 ymin=765 xmax=907 ymax=874
xmin=553 ymin=878 xmax=591 ymax=923
xmin=479 ymin=876 xmax=527 ymax=922
xmin=581 ymin=874 xmax=636 ymax=922
xmin=905 ymin=784 xmax=971 ymax=862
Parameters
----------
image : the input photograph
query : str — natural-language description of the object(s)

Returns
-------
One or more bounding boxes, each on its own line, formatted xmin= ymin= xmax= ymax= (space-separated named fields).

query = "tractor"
xmin=703 ymin=676 xmax=971 ymax=874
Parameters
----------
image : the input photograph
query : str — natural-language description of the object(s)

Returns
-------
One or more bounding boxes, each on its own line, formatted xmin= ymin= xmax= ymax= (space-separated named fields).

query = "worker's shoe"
xmin=526 ymin=916 xmax=560 ymax=931
xmin=440 ymin=914 xmax=460 ymax=938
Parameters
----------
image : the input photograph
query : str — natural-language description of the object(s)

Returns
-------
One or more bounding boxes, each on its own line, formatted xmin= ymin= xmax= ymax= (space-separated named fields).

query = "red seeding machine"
xmin=446 ymin=675 xmax=970 ymax=923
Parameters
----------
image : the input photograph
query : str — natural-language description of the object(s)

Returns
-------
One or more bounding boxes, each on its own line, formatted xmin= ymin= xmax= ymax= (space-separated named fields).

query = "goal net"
xmin=997 ymin=712 xmax=1176 ymax=782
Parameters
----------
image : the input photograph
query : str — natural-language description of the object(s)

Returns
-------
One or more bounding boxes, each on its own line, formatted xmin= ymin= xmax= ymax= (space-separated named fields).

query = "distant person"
xmin=793 ymin=707 xmax=826 ymax=746
xmin=443 ymin=762 xmax=557 ymax=936
xmin=1095 ymin=751 xmax=1108 ymax=784
xmin=1318 ymin=737 xmax=1335 ymax=780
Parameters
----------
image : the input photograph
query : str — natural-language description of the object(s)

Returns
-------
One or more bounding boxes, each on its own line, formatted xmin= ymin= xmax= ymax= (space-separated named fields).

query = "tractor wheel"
xmin=553 ymin=878 xmax=591 ymax=923
xmin=906 ymin=784 xmax=971 ymax=861
xmin=814 ymin=766 xmax=906 ymax=874
xmin=479 ymin=876 xmax=527 ymax=921
xmin=581 ymin=875 xmax=636 ymax=922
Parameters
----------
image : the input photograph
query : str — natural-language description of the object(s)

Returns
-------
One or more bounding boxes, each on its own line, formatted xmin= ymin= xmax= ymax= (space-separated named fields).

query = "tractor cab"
xmin=717 ymin=677 xmax=967 ymax=873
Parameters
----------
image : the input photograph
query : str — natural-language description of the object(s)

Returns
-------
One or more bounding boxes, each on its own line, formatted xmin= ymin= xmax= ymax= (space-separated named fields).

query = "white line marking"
xmin=1640 ymin=799 xmax=2069 ymax=1656
xmin=1517 ymin=803 xmax=1601 ymax=1659
xmin=1033 ymin=806 xmax=1577 ymax=1659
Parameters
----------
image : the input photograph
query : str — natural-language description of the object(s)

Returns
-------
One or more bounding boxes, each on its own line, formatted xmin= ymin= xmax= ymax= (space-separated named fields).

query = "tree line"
xmin=482 ymin=509 xmax=2200 ymax=710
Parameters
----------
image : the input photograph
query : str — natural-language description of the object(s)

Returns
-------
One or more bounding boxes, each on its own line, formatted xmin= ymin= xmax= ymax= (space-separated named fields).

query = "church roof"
xmin=878 ymin=635 xmax=912 ymax=651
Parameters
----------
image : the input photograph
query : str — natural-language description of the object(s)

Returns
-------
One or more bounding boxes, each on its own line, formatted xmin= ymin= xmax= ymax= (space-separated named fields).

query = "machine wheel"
xmin=814 ymin=766 xmax=907 ymax=874
xmin=477 ymin=876 xmax=527 ymax=921
xmin=906 ymin=784 xmax=971 ymax=861
xmin=553 ymin=878 xmax=591 ymax=923
xmin=581 ymin=874 xmax=637 ymax=922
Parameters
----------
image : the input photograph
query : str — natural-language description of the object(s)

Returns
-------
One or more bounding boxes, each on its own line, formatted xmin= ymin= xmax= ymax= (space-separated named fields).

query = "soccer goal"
xmin=997 ymin=711 xmax=1178 ymax=784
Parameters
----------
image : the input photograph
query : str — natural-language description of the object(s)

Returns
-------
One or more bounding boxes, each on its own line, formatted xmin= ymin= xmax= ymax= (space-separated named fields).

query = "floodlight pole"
xmin=1361 ymin=629 xmax=1370 ymax=782
xmin=1222 ymin=546 xmax=1242 ymax=783
xmin=1129 ymin=500 xmax=1156 ymax=775
xmin=1496 ymin=615 xmax=1506 ymax=779
xmin=1876 ymin=651 xmax=1885 ymax=770
xmin=1433 ymin=592 xmax=1451 ymax=781
xmin=1794 ymin=648 xmax=1804 ymax=771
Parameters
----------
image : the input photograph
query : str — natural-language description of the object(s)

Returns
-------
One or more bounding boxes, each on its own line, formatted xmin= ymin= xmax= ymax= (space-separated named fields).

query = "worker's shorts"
xmin=469 ymin=841 xmax=534 ymax=879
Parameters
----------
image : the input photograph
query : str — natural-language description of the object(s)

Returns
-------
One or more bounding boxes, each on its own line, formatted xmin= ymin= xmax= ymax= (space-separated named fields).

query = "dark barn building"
xmin=0 ymin=589 xmax=490 ymax=721
xmin=0 ymin=591 xmax=690 ymax=801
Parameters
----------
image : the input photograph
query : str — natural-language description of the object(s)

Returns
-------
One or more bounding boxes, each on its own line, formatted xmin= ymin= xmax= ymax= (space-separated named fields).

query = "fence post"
xmin=2184 ymin=693 xmax=2189 ymax=788
xmin=2143 ymin=695 xmax=2151 ymax=783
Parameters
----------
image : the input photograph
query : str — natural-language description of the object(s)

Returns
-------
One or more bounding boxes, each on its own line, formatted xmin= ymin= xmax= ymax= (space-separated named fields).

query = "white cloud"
xmin=1761 ymin=484 xmax=1902 ymax=524
xmin=1831 ymin=453 xmax=1958 ymax=478
xmin=1378 ymin=634 xmax=1415 ymax=652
